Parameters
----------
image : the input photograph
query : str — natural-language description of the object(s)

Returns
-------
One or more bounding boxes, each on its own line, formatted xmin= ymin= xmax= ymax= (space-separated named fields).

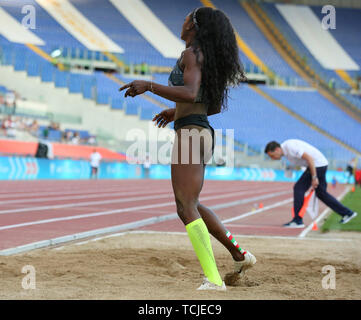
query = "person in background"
xmin=346 ymin=158 xmax=356 ymax=184
xmin=5 ymin=90 xmax=15 ymax=113
xmin=37 ymin=129 xmax=54 ymax=159
xmin=265 ymin=139 xmax=358 ymax=227
xmin=140 ymin=62 xmax=149 ymax=75
xmin=0 ymin=94 xmax=4 ymax=112
xmin=88 ymin=136 xmax=96 ymax=145
xmin=331 ymin=176 xmax=337 ymax=189
xmin=71 ymin=132 xmax=80 ymax=145
xmin=90 ymin=149 xmax=102 ymax=179
xmin=143 ymin=154 xmax=151 ymax=179
xmin=30 ymin=120 xmax=39 ymax=135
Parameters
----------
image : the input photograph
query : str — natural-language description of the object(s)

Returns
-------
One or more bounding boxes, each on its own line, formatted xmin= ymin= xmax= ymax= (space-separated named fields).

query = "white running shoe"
xmin=234 ymin=251 xmax=257 ymax=277
xmin=196 ymin=277 xmax=227 ymax=291
xmin=340 ymin=212 xmax=358 ymax=224
xmin=283 ymin=220 xmax=305 ymax=228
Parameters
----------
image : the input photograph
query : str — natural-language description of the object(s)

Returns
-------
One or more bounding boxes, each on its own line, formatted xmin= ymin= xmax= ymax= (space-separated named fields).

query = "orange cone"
xmin=291 ymin=190 xmax=315 ymax=219
xmin=259 ymin=202 xmax=264 ymax=209
xmin=351 ymin=186 xmax=355 ymax=192
xmin=312 ymin=222 xmax=318 ymax=231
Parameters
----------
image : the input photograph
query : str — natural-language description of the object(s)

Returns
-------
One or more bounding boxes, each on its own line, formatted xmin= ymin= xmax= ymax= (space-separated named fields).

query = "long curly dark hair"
xmin=192 ymin=7 xmax=246 ymax=114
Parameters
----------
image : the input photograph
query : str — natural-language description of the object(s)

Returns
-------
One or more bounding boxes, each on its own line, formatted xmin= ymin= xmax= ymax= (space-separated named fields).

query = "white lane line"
xmin=224 ymin=223 xmax=292 ymax=229
xmin=0 ymin=180 xmax=279 ymax=197
xmin=0 ymin=186 xmax=288 ymax=215
xmin=298 ymin=186 xmax=351 ymax=238
xmin=0 ymin=185 xmax=167 ymax=199
xmin=0 ymin=182 xmax=252 ymax=195
xmin=0 ymin=189 xmax=290 ymax=231
xmin=0 ymin=188 xmax=171 ymax=205
xmin=0 ymin=202 xmax=176 ymax=231
xmin=0 ymin=193 xmax=172 ymax=214
xmin=0 ymin=190 xmax=292 ymax=254
xmin=0 ymin=184 xmax=265 ymax=204
xmin=73 ymin=232 xmax=130 ymax=247
xmin=0 ymin=184 xmax=264 ymax=200
xmin=222 ymin=198 xmax=293 ymax=223
xmin=0 ymin=180 xmax=176 ymax=194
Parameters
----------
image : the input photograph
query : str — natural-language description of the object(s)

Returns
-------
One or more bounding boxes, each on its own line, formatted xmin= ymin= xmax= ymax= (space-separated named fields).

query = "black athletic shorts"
xmin=174 ymin=114 xmax=215 ymax=154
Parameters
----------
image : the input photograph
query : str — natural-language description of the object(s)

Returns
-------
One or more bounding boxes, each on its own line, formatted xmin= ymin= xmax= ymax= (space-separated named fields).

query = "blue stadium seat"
xmin=125 ymin=101 xmax=139 ymax=115
xmin=27 ymin=60 xmax=40 ymax=77
xmin=68 ymin=74 xmax=82 ymax=93
xmin=54 ymin=70 xmax=68 ymax=88
xmin=342 ymin=93 xmax=361 ymax=111
xmin=14 ymin=49 xmax=26 ymax=71
xmin=261 ymin=86 xmax=361 ymax=152
xmin=210 ymin=85 xmax=355 ymax=163
xmin=40 ymin=64 xmax=55 ymax=82
xmin=96 ymin=91 xmax=110 ymax=104
xmin=0 ymin=85 xmax=8 ymax=94
xmin=111 ymin=98 xmax=124 ymax=110
xmin=47 ymin=129 xmax=62 ymax=141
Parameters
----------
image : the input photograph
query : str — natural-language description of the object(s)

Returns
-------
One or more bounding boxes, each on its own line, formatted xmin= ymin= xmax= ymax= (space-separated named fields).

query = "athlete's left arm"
xmin=119 ymin=49 xmax=201 ymax=103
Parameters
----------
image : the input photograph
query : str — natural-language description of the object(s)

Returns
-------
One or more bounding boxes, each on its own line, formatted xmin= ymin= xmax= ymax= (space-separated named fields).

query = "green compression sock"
xmin=185 ymin=218 xmax=223 ymax=286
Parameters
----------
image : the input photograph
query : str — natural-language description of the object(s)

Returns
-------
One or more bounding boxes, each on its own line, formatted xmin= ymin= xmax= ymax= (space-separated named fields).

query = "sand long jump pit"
xmin=0 ymin=231 xmax=360 ymax=300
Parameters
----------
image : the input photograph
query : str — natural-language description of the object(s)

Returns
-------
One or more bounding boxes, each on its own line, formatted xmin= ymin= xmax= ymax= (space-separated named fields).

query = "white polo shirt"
xmin=281 ymin=139 xmax=328 ymax=168
xmin=90 ymin=152 xmax=102 ymax=168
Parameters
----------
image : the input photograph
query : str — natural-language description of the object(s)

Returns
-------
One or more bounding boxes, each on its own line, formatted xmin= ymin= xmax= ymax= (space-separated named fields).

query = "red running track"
xmin=0 ymin=179 xmax=347 ymax=254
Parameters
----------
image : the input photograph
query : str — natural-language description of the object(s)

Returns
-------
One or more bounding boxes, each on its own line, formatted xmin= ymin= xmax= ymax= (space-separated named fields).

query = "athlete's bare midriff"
xmin=174 ymin=101 xmax=207 ymax=121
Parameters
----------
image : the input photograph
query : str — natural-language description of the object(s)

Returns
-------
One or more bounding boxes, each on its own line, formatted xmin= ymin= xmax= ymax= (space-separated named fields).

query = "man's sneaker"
xmin=340 ymin=212 xmax=358 ymax=224
xmin=283 ymin=219 xmax=305 ymax=228
xmin=197 ymin=277 xmax=227 ymax=291
xmin=234 ymin=251 xmax=257 ymax=277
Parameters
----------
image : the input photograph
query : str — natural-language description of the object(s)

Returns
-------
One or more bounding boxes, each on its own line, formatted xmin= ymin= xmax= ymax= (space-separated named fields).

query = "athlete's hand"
xmin=119 ymin=80 xmax=149 ymax=98
xmin=312 ymin=177 xmax=319 ymax=189
xmin=152 ymin=108 xmax=176 ymax=128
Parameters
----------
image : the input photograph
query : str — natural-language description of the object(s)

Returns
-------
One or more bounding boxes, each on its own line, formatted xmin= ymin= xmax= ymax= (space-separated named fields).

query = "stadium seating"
xmin=68 ymin=0 xmax=176 ymax=66
xmin=212 ymin=0 xmax=302 ymax=82
xmin=261 ymin=86 xmax=361 ymax=152
xmin=261 ymin=2 xmax=356 ymax=90
xmin=342 ymin=93 xmax=361 ymax=111
xmin=0 ymin=85 xmax=7 ymax=94
xmin=210 ymin=85 xmax=355 ymax=163
xmin=0 ymin=0 xmax=360 ymax=166
xmin=0 ymin=0 xmax=83 ymax=52
xmin=311 ymin=6 xmax=361 ymax=81
xmin=64 ymin=129 xmax=91 ymax=140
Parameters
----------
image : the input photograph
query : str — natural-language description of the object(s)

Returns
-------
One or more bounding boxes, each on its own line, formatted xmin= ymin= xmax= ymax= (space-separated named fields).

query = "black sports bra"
xmin=168 ymin=54 xmax=203 ymax=103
